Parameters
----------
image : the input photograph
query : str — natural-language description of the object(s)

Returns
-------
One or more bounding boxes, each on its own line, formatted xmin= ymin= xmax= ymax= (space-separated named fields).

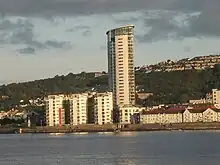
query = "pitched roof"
xmin=166 ymin=107 xmax=186 ymax=111
xmin=142 ymin=106 xmax=220 ymax=115
xmin=165 ymin=109 xmax=185 ymax=114
xmin=187 ymin=106 xmax=220 ymax=113
xmin=143 ymin=108 xmax=185 ymax=115
xmin=142 ymin=109 xmax=162 ymax=115
xmin=208 ymin=107 xmax=220 ymax=113
xmin=187 ymin=108 xmax=206 ymax=113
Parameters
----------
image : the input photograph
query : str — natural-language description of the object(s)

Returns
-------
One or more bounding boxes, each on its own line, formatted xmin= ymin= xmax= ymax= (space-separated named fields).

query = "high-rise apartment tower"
xmin=106 ymin=25 xmax=136 ymax=110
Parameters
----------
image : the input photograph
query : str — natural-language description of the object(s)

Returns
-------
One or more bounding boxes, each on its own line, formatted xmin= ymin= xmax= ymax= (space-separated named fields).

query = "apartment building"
xmin=93 ymin=92 xmax=113 ymax=125
xmin=205 ymin=89 xmax=220 ymax=104
xmin=45 ymin=94 xmax=67 ymax=126
xmin=106 ymin=25 xmax=136 ymax=108
xmin=119 ymin=105 xmax=145 ymax=124
xmin=45 ymin=92 xmax=114 ymax=126
xmin=70 ymin=93 xmax=88 ymax=125
xmin=211 ymin=89 xmax=220 ymax=104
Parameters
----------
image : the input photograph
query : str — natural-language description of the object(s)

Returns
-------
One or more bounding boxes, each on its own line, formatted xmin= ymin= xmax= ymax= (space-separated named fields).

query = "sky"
xmin=0 ymin=0 xmax=220 ymax=84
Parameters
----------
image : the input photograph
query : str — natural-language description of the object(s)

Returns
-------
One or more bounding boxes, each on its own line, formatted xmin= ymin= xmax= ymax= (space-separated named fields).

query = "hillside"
xmin=0 ymin=72 xmax=108 ymax=100
xmin=136 ymin=54 xmax=220 ymax=73
xmin=1 ymin=64 xmax=220 ymax=106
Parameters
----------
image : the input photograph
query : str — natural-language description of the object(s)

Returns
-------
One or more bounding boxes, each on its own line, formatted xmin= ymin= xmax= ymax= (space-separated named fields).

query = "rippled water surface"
xmin=0 ymin=131 xmax=220 ymax=165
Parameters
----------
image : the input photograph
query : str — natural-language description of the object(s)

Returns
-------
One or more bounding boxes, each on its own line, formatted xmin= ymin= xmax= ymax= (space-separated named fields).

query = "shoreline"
xmin=2 ymin=123 xmax=220 ymax=134
xmin=1 ymin=128 xmax=220 ymax=134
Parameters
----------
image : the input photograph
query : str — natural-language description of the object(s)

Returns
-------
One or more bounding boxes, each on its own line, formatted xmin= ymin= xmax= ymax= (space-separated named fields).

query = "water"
xmin=0 ymin=131 xmax=220 ymax=165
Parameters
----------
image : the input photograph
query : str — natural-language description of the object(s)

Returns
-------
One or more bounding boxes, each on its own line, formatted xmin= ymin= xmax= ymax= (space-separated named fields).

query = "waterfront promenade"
xmin=2 ymin=122 xmax=220 ymax=134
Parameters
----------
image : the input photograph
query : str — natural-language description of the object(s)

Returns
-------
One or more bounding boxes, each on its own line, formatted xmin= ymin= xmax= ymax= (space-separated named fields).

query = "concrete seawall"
xmin=2 ymin=123 xmax=220 ymax=134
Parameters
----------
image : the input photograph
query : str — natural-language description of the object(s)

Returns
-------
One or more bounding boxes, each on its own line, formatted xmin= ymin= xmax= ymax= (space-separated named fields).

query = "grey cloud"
xmin=113 ymin=16 xmax=139 ymax=24
xmin=0 ymin=20 xmax=18 ymax=30
xmin=0 ymin=0 xmax=219 ymax=17
xmin=0 ymin=0 xmax=219 ymax=43
xmin=0 ymin=0 xmax=149 ymax=17
xmin=66 ymin=25 xmax=90 ymax=32
xmin=0 ymin=19 xmax=33 ymax=31
xmin=0 ymin=18 xmax=72 ymax=52
xmin=16 ymin=40 xmax=71 ymax=54
xmin=10 ymin=26 xmax=34 ymax=44
xmin=18 ymin=47 xmax=35 ymax=54
xmin=0 ymin=19 xmax=43 ymax=46
xmin=136 ymin=11 xmax=186 ymax=42
xmin=188 ymin=11 xmax=220 ymax=37
xmin=44 ymin=40 xmax=71 ymax=48
xmin=66 ymin=24 xmax=92 ymax=37
xmin=137 ymin=8 xmax=220 ymax=43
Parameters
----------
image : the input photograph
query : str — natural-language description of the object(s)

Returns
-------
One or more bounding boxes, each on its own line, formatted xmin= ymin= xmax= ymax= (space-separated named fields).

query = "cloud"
xmin=0 ymin=0 xmax=153 ymax=17
xmin=0 ymin=0 xmax=219 ymax=45
xmin=18 ymin=47 xmax=35 ymax=54
xmin=0 ymin=0 xmax=219 ymax=17
xmin=113 ymin=16 xmax=139 ymax=24
xmin=10 ymin=24 xmax=34 ymax=44
xmin=0 ymin=19 xmax=33 ymax=30
xmin=137 ymin=7 xmax=220 ymax=43
xmin=136 ymin=11 xmax=190 ymax=42
xmin=66 ymin=25 xmax=90 ymax=32
xmin=188 ymin=10 xmax=220 ymax=37
xmin=66 ymin=25 xmax=92 ymax=36
xmin=0 ymin=18 xmax=72 ymax=53
xmin=0 ymin=18 xmax=39 ymax=46
xmin=44 ymin=40 xmax=71 ymax=48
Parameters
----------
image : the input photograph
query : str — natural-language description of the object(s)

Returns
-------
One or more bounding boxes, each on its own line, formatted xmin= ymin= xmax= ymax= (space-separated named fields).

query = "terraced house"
xmin=140 ymin=106 xmax=220 ymax=124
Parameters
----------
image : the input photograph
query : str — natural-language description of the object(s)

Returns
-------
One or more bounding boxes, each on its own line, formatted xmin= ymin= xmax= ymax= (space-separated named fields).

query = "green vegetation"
xmin=0 ymin=118 xmax=25 ymax=126
xmin=25 ymin=105 xmax=45 ymax=117
xmin=1 ymin=65 xmax=220 ymax=106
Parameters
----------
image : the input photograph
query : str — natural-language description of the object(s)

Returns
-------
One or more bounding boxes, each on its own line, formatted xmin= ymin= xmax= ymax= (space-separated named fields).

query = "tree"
xmin=0 ymin=67 xmax=219 ymax=106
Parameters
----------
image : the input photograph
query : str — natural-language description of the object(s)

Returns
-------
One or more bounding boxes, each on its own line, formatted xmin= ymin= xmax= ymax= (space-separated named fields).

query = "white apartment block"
xmin=93 ymin=92 xmax=113 ymax=125
xmin=119 ymin=105 xmax=145 ymax=124
xmin=106 ymin=25 xmax=136 ymax=108
xmin=45 ymin=92 xmax=115 ymax=126
xmin=70 ymin=93 xmax=88 ymax=125
xmin=206 ymin=89 xmax=220 ymax=104
xmin=212 ymin=89 xmax=220 ymax=104
xmin=45 ymin=94 xmax=67 ymax=126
